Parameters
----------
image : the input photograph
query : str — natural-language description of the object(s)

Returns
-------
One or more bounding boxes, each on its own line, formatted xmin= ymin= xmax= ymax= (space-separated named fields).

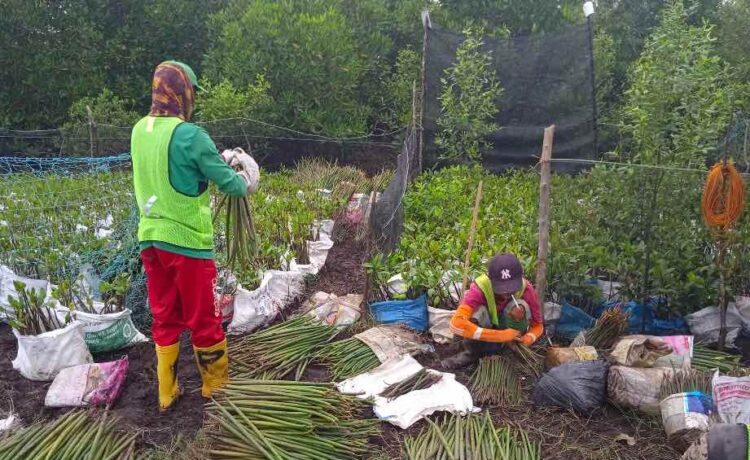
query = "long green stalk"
xmin=316 ymin=337 xmax=380 ymax=380
xmin=509 ymin=344 xmax=543 ymax=378
xmin=206 ymin=379 xmax=380 ymax=460
xmin=692 ymin=345 xmax=742 ymax=373
xmin=230 ymin=316 xmax=340 ymax=380
xmin=214 ymin=181 xmax=258 ymax=271
xmin=381 ymin=369 xmax=442 ymax=399
xmin=470 ymin=356 xmax=523 ymax=406
xmin=402 ymin=412 xmax=540 ymax=460
xmin=0 ymin=410 xmax=136 ymax=460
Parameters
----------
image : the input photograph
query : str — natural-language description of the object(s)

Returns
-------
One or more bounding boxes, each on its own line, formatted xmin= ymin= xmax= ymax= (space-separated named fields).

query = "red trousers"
xmin=140 ymin=247 xmax=224 ymax=348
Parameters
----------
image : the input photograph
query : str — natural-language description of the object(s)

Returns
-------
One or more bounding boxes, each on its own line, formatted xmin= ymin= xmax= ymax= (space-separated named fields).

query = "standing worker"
xmin=444 ymin=252 xmax=544 ymax=368
xmin=131 ymin=61 xmax=259 ymax=411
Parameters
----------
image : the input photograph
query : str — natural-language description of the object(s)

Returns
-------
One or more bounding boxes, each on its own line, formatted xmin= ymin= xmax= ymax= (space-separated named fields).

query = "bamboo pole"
xmin=461 ymin=180 xmax=484 ymax=295
xmin=535 ymin=125 xmax=555 ymax=307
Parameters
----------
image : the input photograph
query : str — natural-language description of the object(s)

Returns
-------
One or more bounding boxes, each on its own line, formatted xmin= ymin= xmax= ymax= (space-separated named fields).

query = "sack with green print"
xmin=66 ymin=307 xmax=148 ymax=354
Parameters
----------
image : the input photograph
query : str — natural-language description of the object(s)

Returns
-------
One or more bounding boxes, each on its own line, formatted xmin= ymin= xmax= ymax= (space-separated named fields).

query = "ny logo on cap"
xmin=501 ymin=269 xmax=511 ymax=280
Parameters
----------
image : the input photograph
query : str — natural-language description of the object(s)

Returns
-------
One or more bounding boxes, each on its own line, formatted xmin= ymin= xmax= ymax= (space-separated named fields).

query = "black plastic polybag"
xmin=532 ymin=360 xmax=609 ymax=413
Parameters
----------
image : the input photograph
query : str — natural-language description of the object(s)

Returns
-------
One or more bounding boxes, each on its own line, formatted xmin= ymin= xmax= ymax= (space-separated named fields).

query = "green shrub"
xmin=63 ymin=89 xmax=139 ymax=133
xmin=436 ymin=28 xmax=503 ymax=164
xmin=379 ymin=48 xmax=421 ymax=129
xmin=196 ymin=76 xmax=274 ymax=122
xmin=203 ymin=1 xmax=372 ymax=136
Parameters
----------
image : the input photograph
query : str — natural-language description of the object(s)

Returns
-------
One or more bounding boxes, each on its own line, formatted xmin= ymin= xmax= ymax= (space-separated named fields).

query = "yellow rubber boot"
xmin=155 ymin=342 xmax=181 ymax=412
xmin=194 ymin=339 xmax=229 ymax=398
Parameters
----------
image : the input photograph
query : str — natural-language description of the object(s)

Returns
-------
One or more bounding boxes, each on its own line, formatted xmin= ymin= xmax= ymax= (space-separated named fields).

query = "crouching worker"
xmin=444 ymin=253 xmax=544 ymax=368
xmin=131 ymin=61 xmax=259 ymax=411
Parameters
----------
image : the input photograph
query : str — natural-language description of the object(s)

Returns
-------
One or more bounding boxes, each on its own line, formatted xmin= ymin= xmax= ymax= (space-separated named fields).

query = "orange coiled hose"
xmin=701 ymin=162 xmax=746 ymax=228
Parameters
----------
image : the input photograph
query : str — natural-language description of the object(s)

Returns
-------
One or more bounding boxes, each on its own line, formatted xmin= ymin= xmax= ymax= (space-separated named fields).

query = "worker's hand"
xmin=234 ymin=150 xmax=260 ymax=194
xmin=515 ymin=333 xmax=537 ymax=347
xmin=220 ymin=149 xmax=236 ymax=165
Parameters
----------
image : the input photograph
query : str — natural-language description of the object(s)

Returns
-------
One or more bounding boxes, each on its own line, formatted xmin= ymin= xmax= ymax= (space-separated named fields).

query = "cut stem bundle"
xmin=509 ymin=344 xmax=543 ymax=378
xmin=381 ymin=369 xmax=442 ymax=399
xmin=206 ymin=379 xmax=380 ymax=460
xmin=229 ymin=316 xmax=340 ymax=380
xmin=659 ymin=369 xmax=712 ymax=401
xmin=402 ymin=411 xmax=540 ymax=460
xmin=214 ymin=189 xmax=257 ymax=271
xmin=470 ymin=356 xmax=523 ymax=406
xmin=317 ymin=337 xmax=381 ymax=380
xmin=0 ymin=410 xmax=136 ymax=459
xmin=585 ymin=308 xmax=629 ymax=349
xmin=692 ymin=345 xmax=742 ymax=373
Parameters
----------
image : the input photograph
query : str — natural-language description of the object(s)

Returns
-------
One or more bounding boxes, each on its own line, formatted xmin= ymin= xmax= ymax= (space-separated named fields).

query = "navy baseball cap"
xmin=488 ymin=253 xmax=523 ymax=294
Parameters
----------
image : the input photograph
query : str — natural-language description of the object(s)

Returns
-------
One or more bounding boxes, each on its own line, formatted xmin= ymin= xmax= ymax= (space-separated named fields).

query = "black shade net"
xmin=423 ymin=22 xmax=597 ymax=171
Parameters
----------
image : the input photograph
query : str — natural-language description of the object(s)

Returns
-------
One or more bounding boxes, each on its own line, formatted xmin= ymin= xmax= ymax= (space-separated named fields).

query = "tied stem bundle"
xmin=0 ymin=410 xmax=136 ymax=459
xmin=381 ymin=369 xmax=443 ymax=399
xmin=206 ymin=379 xmax=380 ymax=460
xmin=585 ymin=308 xmax=629 ymax=349
xmin=402 ymin=411 xmax=540 ymax=460
xmin=214 ymin=179 xmax=257 ymax=271
xmin=317 ymin=337 xmax=380 ymax=380
xmin=229 ymin=316 xmax=340 ymax=380
xmin=470 ymin=356 xmax=523 ymax=406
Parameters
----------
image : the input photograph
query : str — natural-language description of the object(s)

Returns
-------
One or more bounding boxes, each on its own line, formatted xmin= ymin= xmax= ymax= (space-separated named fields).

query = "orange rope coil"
xmin=701 ymin=161 xmax=746 ymax=228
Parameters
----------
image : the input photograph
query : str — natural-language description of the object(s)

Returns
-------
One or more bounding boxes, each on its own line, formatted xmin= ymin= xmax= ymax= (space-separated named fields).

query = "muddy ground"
xmin=0 ymin=221 xmax=684 ymax=458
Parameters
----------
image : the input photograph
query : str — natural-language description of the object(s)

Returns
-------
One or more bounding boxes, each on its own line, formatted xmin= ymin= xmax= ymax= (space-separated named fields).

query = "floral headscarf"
xmin=149 ymin=62 xmax=194 ymax=121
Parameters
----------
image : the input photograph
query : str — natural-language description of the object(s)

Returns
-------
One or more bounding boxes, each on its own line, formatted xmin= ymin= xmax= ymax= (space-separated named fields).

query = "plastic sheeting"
xmin=533 ymin=360 xmax=608 ymax=413
xmin=336 ymin=354 xmax=474 ymax=429
xmin=370 ymin=295 xmax=428 ymax=332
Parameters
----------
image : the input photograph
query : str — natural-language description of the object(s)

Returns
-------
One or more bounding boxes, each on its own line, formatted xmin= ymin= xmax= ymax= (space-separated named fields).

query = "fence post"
xmin=86 ymin=105 xmax=98 ymax=157
xmin=418 ymin=10 xmax=431 ymax=174
xmin=361 ymin=191 xmax=378 ymax=308
xmin=535 ymin=125 xmax=555 ymax=308
xmin=461 ymin=180 xmax=483 ymax=295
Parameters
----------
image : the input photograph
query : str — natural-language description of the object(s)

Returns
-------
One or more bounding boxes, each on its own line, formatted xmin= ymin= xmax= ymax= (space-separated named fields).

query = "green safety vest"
xmin=132 ymin=116 xmax=213 ymax=250
xmin=475 ymin=274 xmax=530 ymax=331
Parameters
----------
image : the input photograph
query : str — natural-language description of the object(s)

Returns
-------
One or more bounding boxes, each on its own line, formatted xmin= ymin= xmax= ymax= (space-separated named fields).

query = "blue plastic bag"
xmin=595 ymin=300 xmax=688 ymax=334
xmin=369 ymin=295 xmax=428 ymax=332
xmin=556 ymin=302 xmax=595 ymax=339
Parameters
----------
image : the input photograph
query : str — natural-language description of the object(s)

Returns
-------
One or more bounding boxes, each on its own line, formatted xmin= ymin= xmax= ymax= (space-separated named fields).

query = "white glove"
xmin=220 ymin=149 xmax=236 ymax=164
xmin=232 ymin=149 xmax=260 ymax=194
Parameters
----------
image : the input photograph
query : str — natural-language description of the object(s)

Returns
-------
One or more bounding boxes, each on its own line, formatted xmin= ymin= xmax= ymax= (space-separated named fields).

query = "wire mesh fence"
xmin=0 ymin=118 xmax=403 ymax=176
xmin=0 ymin=117 xmax=414 ymax=331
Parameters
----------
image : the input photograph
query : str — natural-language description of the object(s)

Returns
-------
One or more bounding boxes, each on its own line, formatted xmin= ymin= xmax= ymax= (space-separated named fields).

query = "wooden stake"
xmin=360 ymin=191 xmax=378 ymax=308
xmin=461 ymin=180 xmax=483 ymax=295
xmin=718 ymin=234 xmax=729 ymax=350
xmin=535 ymin=125 xmax=555 ymax=307
xmin=86 ymin=105 xmax=98 ymax=157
